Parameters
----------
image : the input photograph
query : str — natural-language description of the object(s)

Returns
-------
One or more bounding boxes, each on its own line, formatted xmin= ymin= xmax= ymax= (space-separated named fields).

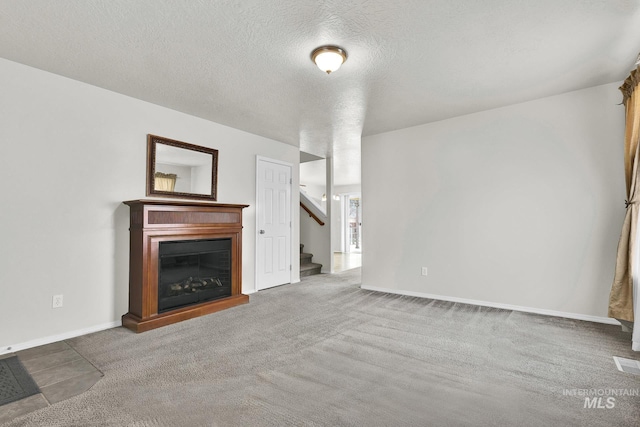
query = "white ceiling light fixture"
xmin=311 ymin=46 xmax=347 ymax=74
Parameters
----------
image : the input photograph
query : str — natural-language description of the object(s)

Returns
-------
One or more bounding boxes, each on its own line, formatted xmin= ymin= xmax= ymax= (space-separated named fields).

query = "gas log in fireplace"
xmin=122 ymin=200 xmax=249 ymax=332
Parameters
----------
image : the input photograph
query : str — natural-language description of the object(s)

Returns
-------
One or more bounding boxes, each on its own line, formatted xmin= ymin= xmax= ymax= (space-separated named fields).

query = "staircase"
xmin=300 ymin=244 xmax=322 ymax=277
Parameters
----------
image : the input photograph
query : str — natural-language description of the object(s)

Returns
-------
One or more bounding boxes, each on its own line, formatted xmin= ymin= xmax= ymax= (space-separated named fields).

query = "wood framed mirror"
xmin=146 ymin=134 xmax=218 ymax=201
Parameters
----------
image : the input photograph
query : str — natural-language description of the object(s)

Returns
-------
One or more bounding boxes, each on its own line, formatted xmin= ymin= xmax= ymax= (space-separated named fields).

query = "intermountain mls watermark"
xmin=563 ymin=388 xmax=640 ymax=409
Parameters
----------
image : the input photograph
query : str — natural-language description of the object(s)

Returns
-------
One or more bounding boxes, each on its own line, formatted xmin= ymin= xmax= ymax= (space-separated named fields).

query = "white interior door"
xmin=256 ymin=157 xmax=292 ymax=290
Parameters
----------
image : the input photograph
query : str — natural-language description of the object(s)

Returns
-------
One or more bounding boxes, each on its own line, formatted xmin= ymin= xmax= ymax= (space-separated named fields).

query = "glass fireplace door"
xmin=158 ymin=238 xmax=232 ymax=313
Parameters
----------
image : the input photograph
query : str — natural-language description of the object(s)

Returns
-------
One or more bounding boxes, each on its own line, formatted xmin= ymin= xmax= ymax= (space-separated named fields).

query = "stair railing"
xmin=301 ymin=202 xmax=325 ymax=225
xmin=300 ymin=191 xmax=327 ymax=226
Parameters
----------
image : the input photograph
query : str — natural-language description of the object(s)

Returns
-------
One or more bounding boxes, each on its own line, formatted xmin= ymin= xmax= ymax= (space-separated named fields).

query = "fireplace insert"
xmin=158 ymin=238 xmax=232 ymax=313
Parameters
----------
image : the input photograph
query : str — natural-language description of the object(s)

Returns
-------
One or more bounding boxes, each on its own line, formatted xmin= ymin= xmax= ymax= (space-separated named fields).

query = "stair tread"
xmin=300 ymin=262 xmax=322 ymax=271
xmin=300 ymin=253 xmax=314 ymax=265
xmin=300 ymin=262 xmax=322 ymax=277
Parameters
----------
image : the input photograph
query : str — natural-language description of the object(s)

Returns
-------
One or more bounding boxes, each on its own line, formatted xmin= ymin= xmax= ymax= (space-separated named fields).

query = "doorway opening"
xmin=345 ymin=194 xmax=362 ymax=254
xmin=334 ymin=192 xmax=362 ymax=273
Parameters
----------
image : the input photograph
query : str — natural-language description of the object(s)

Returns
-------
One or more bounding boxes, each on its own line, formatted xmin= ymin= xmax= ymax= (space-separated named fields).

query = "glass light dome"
xmin=311 ymin=46 xmax=347 ymax=74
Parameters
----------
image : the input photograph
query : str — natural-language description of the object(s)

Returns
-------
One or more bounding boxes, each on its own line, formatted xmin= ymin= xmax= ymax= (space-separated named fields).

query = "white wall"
xmin=362 ymin=82 xmax=625 ymax=320
xmin=300 ymin=185 xmax=326 ymax=211
xmin=0 ymin=58 xmax=299 ymax=351
xmin=300 ymin=159 xmax=327 ymax=214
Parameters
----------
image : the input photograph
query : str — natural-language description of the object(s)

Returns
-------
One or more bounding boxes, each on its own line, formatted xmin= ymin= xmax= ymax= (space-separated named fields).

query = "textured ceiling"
xmin=1 ymin=0 xmax=640 ymax=185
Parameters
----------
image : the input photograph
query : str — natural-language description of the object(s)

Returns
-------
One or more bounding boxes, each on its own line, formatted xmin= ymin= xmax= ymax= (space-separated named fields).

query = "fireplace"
xmin=158 ymin=238 xmax=232 ymax=313
xmin=122 ymin=200 xmax=249 ymax=332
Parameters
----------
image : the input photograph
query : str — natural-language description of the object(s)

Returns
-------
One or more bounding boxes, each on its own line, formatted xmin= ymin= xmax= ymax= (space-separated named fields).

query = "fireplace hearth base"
xmin=122 ymin=200 xmax=249 ymax=333
xmin=122 ymin=294 xmax=248 ymax=333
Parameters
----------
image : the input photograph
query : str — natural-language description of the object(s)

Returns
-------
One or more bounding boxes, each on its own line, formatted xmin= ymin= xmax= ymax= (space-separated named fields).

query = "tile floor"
xmin=0 ymin=341 xmax=103 ymax=424
xmin=333 ymin=252 xmax=362 ymax=272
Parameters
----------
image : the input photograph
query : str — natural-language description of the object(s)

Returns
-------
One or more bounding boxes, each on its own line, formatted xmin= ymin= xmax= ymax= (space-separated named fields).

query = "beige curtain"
xmin=154 ymin=172 xmax=177 ymax=192
xmin=609 ymin=66 xmax=640 ymax=323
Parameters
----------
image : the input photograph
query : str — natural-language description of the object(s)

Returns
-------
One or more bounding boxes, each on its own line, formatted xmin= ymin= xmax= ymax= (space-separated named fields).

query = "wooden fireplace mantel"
xmin=122 ymin=199 xmax=249 ymax=332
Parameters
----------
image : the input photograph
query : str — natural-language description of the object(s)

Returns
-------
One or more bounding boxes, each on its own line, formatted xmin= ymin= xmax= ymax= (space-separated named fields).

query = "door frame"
xmin=255 ymin=156 xmax=294 ymax=291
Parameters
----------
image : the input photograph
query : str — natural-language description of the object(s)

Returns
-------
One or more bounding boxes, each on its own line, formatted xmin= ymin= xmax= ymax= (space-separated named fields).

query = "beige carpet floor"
xmin=3 ymin=268 xmax=639 ymax=426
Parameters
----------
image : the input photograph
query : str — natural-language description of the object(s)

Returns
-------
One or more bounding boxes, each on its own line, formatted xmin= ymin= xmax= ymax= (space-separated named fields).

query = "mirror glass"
xmin=147 ymin=134 xmax=218 ymax=200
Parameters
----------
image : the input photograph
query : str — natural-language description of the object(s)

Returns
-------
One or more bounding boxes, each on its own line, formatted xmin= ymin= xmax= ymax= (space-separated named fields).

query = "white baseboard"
xmin=245 ymin=279 xmax=302 ymax=294
xmin=1 ymin=320 xmax=121 ymax=356
xmin=360 ymin=285 xmax=620 ymax=326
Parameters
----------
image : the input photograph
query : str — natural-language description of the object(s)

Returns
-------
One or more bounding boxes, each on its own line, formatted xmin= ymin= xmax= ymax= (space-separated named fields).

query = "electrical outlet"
xmin=421 ymin=267 xmax=428 ymax=276
xmin=52 ymin=294 xmax=63 ymax=308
